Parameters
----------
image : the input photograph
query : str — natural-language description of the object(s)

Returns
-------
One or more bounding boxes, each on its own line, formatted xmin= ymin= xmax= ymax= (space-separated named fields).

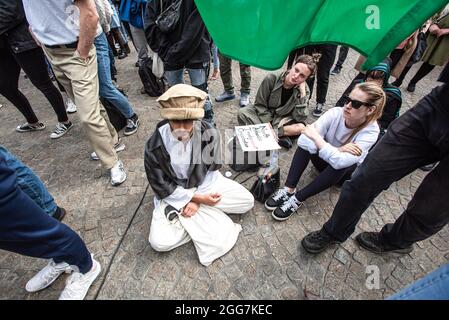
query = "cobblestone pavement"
xmin=1 ymin=47 xmax=448 ymax=300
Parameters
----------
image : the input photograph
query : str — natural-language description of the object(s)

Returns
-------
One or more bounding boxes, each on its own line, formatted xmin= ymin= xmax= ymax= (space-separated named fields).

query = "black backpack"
xmin=138 ymin=56 xmax=164 ymax=97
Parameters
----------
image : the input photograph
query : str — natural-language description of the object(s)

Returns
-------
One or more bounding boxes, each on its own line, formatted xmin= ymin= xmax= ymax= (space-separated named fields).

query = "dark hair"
xmin=292 ymin=54 xmax=321 ymax=76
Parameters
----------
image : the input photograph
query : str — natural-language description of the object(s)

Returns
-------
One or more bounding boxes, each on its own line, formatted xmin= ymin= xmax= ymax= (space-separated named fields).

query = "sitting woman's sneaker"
xmin=16 ymin=122 xmax=46 ymax=132
xmin=265 ymin=187 xmax=294 ymax=211
xmin=272 ymin=195 xmax=303 ymax=221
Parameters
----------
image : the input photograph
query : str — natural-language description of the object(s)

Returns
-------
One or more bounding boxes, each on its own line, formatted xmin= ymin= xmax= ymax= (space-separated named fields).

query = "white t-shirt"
xmin=297 ymin=107 xmax=380 ymax=169
xmin=22 ymin=0 xmax=102 ymax=46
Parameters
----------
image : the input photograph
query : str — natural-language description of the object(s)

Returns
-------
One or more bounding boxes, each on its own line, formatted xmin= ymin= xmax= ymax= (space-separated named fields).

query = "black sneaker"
xmin=278 ymin=137 xmax=293 ymax=149
xmin=301 ymin=229 xmax=342 ymax=254
xmin=124 ymin=114 xmax=139 ymax=136
xmin=391 ymin=79 xmax=402 ymax=87
xmin=407 ymin=83 xmax=416 ymax=92
xmin=330 ymin=66 xmax=341 ymax=75
xmin=52 ymin=206 xmax=66 ymax=221
xmin=312 ymin=103 xmax=324 ymax=118
xmin=265 ymin=187 xmax=294 ymax=211
xmin=356 ymin=232 xmax=413 ymax=254
xmin=50 ymin=122 xmax=73 ymax=139
xmin=16 ymin=122 xmax=45 ymax=132
xmin=272 ymin=195 xmax=303 ymax=221
xmin=420 ymin=162 xmax=438 ymax=172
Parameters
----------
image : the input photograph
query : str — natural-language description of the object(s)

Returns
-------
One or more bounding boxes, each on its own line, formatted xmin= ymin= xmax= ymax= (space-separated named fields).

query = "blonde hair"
xmin=344 ymin=82 xmax=386 ymax=144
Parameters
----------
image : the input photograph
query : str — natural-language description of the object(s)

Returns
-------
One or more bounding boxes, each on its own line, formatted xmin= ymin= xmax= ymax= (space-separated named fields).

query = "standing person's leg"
xmin=0 ymin=48 xmax=42 ymax=129
xmin=389 ymin=49 xmax=404 ymax=70
xmin=42 ymin=47 xmax=119 ymax=170
xmin=188 ymin=65 xmax=215 ymax=125
xmin=302 ymin=89 xmax=445 ymax=253
xmin=315 ymin=44 xmax=337 ymax=105
xmin=239 ymin=62 xmax=251 ymax=107
xmin=0 ymin=146 xmax=58 ymax=218
xmin=164 ymin=68 xmax=185 ymax=87
xmin=216 ymin=50 xmax=235 ymax=102
xmin=129 ymin=25 xmax=148 ymax=66
xmin=392 ymin=65 xmax=412 ymax=87
xmin=94 ymin=34 xmax=139 ymax=135
xmin=377 ymin=155 xmax=449 ymax=249
xmin=407 ymin=62 xmax=436 ymax=92
xmin=14 ymin=47 xmax=73 ymax=139
xmin=0 ymin=155 xmax=91 ymax=274
xmin=388 ymin=263 xmax=449 ymax=300
xmin=331 ymin=46 xmax=349 ymax=74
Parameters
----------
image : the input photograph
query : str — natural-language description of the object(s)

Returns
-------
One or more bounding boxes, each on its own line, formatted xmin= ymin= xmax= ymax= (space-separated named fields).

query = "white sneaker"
xmin=59 ymin=257 xmax=101 ymax=300
xmin=110 ymin=160 xmax=126 ymax=186
xmin=25 ymin=260 xmax=72 ymax=293
xmin=90 ymin=140 xmax=126 ymax=161
xmin=65 ymin=98 xmax=77 ymax=113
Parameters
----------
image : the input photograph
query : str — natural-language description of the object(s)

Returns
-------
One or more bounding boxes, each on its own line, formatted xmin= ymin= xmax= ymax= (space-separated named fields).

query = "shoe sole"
xmin=16 ymin=126 xmax=46 ymax=133
xmin=356 ymin=238 xmax=413 ymax=255
xmin=301 ymin=238 xmax=342 ymax=254
xmin=66 ymin=110 xmax=77 ymax=114
xmin=312 ymin=113 xmax=323 ymax=118
xmin=264 ymin=202 xmax=278 ymax=211
xmin=50 ymin=124 xmax=73 ymax=139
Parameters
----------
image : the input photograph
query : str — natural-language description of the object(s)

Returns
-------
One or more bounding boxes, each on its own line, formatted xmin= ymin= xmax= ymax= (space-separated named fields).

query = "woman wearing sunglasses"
xmin=265 ymin=82 xmax=386 ymax=221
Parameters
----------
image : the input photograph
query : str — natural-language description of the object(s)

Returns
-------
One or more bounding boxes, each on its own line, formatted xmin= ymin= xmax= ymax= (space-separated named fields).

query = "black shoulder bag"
xmin=156 ymin=0 xmax=183 ymax=33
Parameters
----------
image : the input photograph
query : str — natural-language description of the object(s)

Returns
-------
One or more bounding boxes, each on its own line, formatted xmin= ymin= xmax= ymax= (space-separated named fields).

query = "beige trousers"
xmin=42 ymin=45 xmax=118 ymax=169
xmin=149 ymin=173 xmax=255 ymax=266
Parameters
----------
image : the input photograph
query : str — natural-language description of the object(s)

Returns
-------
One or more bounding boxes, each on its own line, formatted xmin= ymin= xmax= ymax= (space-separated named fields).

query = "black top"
xmin=281 ymin=86 xmax=294 ymax=107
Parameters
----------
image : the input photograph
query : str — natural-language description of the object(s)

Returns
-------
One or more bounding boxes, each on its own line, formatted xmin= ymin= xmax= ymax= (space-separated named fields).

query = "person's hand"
xmin=182 ymin=202 xmax=200 ymax=217
xmin=76 ymin=48 xmax=90 ymax=62
xmin=199 ymin=193 xmax=222 ymax=206
xmin=338 ymin=143 xmax=362 ymax=156
xmin=436 ymin=28 xmax=449 ymax=38
xmin=302 ymin=124 xmax=320 ymax=140
xmin=429 ymin=24 xmax=440 ymax=35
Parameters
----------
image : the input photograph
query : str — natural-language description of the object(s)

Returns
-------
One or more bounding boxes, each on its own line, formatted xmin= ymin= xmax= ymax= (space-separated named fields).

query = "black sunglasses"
xmin=342 ymin=95 xmax=370 ymax=109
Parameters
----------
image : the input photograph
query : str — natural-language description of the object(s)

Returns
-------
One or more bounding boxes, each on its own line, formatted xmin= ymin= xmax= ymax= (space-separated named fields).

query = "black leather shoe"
xmin=301 ymin=229 xmax=342 ymax=254
xmin=356 ymin=232 xmax=413 ymax=254
xmin=278 ymin=137 xmax=293 ymax=149
xmin=407 ymin=83 xmax=416 ymax=92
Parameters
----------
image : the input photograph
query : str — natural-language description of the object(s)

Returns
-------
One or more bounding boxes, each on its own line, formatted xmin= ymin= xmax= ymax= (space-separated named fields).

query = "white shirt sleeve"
xmin=318 ymin=125 xmax=379 ymax=169
xmin=162 ymin=186 xmax=194 ymax=211
xmin=297 ymin=108 xmax=337 ymax=154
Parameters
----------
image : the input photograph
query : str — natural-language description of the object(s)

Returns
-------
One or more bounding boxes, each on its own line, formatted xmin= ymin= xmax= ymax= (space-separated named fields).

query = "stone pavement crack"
xmin=93 ymin=184 xmax=150 ymax=300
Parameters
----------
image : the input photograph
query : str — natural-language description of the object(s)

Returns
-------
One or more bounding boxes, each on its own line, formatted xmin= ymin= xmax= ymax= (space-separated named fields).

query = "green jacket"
xmin=253 ymin=72 xmax=310 ymax=129
xmin=422 ymin=13 xmax=449 ymax=66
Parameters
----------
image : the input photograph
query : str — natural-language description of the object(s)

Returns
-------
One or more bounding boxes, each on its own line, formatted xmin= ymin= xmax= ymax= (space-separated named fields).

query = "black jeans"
xmin=285 ymin=147 xmax=356 ymax=202
xmin=287 ymin=45 xmax=337 ymax=104
xmin=323 ymin=84 xmax=449 ymax=248
xmin=334 ymin=46 xmax=349 ymax=68
xmin=0 ymin=46 xmax=68 ymax=123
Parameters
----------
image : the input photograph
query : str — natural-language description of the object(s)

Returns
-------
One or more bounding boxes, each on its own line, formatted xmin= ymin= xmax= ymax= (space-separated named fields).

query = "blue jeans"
xmin=0 ymin=156 xmax=92 ymax=273
xmin=165 ymin=64 xmax=215 ymax=125
xmin=212 ymin=43 xmax=219 ymax=69
xmin=388 ymin=263 xmax=449 ymax=300
xmin=0 ymin=146 xmax=56 ymax=216
xmin=94 ymin=33 xmax=135 ymax=119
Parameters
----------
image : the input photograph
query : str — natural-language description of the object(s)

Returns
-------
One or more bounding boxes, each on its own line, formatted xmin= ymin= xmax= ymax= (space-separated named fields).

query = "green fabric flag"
xmin=195 ymin=0 xmax=448 ymax=70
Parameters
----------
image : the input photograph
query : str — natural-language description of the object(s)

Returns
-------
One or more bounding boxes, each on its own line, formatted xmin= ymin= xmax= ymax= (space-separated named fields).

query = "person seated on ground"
xmin=265 ymin=82 xmax=386 ymax=221
xmin=0 ymin=154 xmax=101 ymax=300
xmin=144 ymin=84 xmax=254 ymax=267
xmin=237 ymin=54 xmax=319 ymax=149
xmin=0 ymin=145 xmax=66 ymax=220
xmin=336 ymin=58 xmax=402 ymax=139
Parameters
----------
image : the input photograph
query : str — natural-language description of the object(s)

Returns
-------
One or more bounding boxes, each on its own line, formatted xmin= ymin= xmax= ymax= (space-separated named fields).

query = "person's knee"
xmin=237 ymin=108 xmax=249 ymax=125
xmin=149 ymin=235 xmax=175 ymax=252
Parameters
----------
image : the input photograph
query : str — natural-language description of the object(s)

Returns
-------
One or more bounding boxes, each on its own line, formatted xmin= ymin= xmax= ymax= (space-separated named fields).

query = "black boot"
xmin=301 ymin=229 xmax=342 ymax=253
xmin=355 ymin=232 xmax=413 ymax=254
